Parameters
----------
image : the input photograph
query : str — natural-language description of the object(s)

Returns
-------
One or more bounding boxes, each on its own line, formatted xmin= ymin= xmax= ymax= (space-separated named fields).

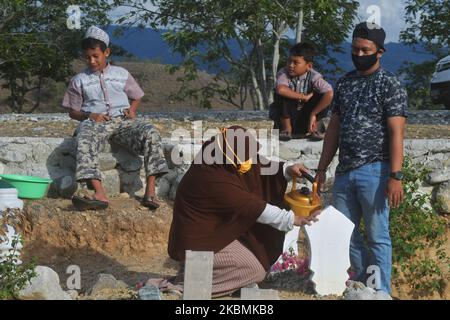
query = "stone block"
xmin=118 ymin=169 xmax=143 ymax=196
xmin=156 ymin=178 xmax=171 ymax=198
xmin=114 ymin=151 xmax=143 ymax=172
xmin=99 ymin=153 xmax=117 ymax=171
xmin=240 ymin=288 xmax=279 ymax=300
xmin=428 ymin=168 xmax=450 ymax=185
xmin=183 ymin=250 xmax=214 ymax=300
xmin=32 ymin=142 xmax=53 ymax=163
xmin=435 ymin=181 xmax=450 ymax=214
xmin=103 ymin=170 xmax=121 ymax=196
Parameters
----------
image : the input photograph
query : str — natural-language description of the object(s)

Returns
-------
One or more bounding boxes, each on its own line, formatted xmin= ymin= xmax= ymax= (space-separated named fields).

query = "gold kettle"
xmin=284 ymin=177 xmax=322 ymax=217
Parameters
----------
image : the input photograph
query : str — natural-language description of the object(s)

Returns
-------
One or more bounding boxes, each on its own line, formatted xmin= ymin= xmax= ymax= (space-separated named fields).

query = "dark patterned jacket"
xmin=331 ymin=68 xmax=408 ymax=174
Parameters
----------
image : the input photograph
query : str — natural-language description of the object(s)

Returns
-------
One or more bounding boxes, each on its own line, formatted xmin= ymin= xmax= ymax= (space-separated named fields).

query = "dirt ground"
xmin=16 ymin=195 xmax=449 ymax=300
xmin=18 ymin=196 xmax=338 ymax=300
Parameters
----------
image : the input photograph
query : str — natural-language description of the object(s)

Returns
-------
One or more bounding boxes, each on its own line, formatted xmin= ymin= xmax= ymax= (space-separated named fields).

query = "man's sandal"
xmin=143 ymin=195 xmax=160 ymax=210
xmin=72 ymin=195 xmax=109 ymax=211
xmin=279 ymin=131 xmax=292 ymax=141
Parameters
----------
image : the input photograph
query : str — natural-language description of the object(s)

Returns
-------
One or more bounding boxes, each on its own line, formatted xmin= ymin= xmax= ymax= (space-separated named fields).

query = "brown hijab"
xmin=168 ymin=126 xmax=288 ymax=270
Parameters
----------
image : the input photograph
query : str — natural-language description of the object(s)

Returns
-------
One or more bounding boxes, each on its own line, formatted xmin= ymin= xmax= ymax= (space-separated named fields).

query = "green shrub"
xmin=0 ymin=235 xmax=36 ymax=300
xmin=390 ymin=157 xmax=449 ymax=297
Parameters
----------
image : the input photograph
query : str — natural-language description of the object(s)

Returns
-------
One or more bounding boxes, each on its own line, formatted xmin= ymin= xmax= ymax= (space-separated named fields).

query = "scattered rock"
xmin=119 ymin=192 xmax=130 ymax=199
xmin=18 ymin=266 xmax=72 ymax=300
xmin=343 ymin=281 xmax=392 ymax=300
xmin=90 ymin=274 xmax=128 ymax=296
xmin=85 ymin=287 xmax=137 ymax=300
xmin=138 ymin=284 xmax=161 ymax=300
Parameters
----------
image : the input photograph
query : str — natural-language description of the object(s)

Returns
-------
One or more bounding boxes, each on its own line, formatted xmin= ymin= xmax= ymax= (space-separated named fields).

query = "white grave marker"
xmin=304 ymin=205 xmax=354 ymax=295
xmin=183 ymin=250 xmax=214 ymax=300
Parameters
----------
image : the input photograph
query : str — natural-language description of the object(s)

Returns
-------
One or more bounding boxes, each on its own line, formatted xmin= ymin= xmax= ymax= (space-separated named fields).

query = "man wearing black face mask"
xmin=315 ymin=22 xmax=408 ymax=296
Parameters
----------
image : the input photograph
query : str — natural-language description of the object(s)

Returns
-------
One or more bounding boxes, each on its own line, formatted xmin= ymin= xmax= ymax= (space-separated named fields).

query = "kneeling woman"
xmin=148 ymin=126 xmax=319 ymax=297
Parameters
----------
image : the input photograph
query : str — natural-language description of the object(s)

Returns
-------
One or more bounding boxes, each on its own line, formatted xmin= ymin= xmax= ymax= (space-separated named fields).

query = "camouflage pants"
xmin=75 ymin=117 xmax=168 ymax=182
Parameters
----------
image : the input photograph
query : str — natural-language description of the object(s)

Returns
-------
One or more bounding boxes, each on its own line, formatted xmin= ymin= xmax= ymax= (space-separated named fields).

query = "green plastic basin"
xmin=0 ymin=174 xmax=52 ymax=199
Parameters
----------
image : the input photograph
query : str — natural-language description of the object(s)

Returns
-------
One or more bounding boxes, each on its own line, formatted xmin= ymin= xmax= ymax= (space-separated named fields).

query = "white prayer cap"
xmin=84 ymin=26 xmax=109 ymax=47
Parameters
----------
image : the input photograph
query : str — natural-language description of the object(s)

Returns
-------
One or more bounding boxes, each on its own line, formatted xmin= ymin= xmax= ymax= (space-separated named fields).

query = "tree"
xmin=0 ymin=0 xmax=116 ymax=113
xmin=399 ymin=0 xmax=450 ymax=110
xmin=118 ymin=0 xmax=358 ymax=110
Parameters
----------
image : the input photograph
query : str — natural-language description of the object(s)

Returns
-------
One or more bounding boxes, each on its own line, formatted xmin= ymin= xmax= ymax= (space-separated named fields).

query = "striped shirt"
xmin=62 ymin=63 xmax=144 ymax=117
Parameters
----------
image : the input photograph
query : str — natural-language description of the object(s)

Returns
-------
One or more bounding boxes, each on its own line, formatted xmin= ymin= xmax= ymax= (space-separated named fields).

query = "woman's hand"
xmin=293 ymin=210 xmax=321 ymax=226
xmin=287 ymin=163 xmax=310 ymax=178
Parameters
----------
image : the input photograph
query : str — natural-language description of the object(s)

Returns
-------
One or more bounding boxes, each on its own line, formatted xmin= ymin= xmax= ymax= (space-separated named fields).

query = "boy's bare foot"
xmin=93 ymin=192 xmax=109 ymax=203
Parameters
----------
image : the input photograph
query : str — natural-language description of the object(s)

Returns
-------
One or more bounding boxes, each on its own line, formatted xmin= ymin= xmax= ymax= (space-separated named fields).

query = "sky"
xmin=356 ymin=0 xmax=408 ymax=43
xmin=109 ymin=0 xmax=409 ymax=44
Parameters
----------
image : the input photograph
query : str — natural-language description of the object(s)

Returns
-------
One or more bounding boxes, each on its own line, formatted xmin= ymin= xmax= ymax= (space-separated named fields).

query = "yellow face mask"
xmin=217 ymin=128 xmax=253 ymax=174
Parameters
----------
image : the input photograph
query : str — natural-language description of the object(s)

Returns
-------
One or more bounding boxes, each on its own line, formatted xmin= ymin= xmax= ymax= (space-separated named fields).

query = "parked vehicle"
xmin=430 ymin=55 xmax=450 ymax=109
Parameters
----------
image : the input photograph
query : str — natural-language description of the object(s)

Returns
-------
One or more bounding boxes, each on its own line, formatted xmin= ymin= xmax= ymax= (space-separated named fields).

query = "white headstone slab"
xmin=304 ymin=205 xmax=355 ymax=296
xmin=183 ymin=250 xmax=214 ymax=300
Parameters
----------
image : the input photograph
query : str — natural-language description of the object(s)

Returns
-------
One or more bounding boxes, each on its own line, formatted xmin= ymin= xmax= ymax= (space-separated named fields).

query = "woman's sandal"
xmin=142 ymin=195 xmax=160 ymax=210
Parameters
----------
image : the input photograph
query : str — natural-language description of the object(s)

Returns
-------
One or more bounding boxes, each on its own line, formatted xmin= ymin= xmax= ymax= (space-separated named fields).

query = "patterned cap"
xmin=352 ymin=22 xmax=386 ymax=51
xmin=84 ymin=26 xmax=109 ymax=47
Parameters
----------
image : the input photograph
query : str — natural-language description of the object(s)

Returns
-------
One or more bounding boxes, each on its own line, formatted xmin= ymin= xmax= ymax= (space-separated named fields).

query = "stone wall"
xmin=0 ymin=109 xmax=449 ymax=211
xmin=0 ymin=135 xmax=449 ymax=213
xmin=1 ymin=110 xmax=449 ymax=124
xmin=0 ymin=136 xmax=185 ymax=200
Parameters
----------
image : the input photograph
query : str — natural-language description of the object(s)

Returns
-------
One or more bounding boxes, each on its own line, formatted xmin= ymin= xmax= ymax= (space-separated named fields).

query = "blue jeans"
xmin=333 ymin=161 xmax=392 ymax=294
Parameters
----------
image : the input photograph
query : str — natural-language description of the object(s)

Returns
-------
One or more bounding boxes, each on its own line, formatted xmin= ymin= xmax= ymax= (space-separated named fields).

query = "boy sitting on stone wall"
xmin=62 ymin=26 xmax=168 ymax=211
